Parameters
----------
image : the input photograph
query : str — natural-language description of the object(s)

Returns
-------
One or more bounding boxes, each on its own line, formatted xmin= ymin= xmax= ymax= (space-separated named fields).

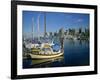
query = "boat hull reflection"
xmin=23 ymin=56 xmax=64 ymax=68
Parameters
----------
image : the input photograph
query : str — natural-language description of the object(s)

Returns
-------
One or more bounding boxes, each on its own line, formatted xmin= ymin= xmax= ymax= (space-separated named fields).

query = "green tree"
xmin=68 ymin=28 xmax=75 ymax=36
xmin=79 ymin=28 xmax=82 ymax=34
xmin=54 ymin=32 xmax=57 ymax=36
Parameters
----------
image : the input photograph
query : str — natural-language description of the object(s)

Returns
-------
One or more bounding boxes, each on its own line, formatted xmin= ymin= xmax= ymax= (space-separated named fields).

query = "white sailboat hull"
xmin=29 ymin=52 xmax=63 ymax=59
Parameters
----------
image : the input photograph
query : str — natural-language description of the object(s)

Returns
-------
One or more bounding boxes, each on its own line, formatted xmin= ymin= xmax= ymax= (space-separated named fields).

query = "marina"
xmin=23 ymin=39 xmax=89 ymax=68
xmin=23 ymin=12 xmax=64 ymax=59
xmin=23 ymin=11 xmax=89 ymax=68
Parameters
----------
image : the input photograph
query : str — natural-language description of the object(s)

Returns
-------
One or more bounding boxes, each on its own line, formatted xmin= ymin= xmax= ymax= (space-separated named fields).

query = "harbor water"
xmin=23 ymin=39 xmax=89 ymax=69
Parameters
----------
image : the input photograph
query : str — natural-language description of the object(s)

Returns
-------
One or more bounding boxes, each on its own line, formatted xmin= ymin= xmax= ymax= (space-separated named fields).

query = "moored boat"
xmin=28 ymin=43 xmax=63 ymax=59
xmin=29 ymin=52 xmax=63 ymax=59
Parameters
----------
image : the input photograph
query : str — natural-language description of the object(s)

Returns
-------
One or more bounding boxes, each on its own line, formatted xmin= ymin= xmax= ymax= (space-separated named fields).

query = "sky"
xmin=23 ymin=11 xmax=89 ymax=36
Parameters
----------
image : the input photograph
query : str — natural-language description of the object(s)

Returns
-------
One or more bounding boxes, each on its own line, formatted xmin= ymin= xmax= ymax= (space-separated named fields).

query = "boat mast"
xmin=44 ymin=12 xmax=46 ymax=38
xmin=32 ymin=17 xmax=34 ymax=41
xmin=37 ymin=14 xmax=40 ymax=41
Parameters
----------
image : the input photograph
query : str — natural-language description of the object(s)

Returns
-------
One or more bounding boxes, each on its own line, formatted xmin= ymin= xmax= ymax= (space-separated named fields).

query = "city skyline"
xmin=23 ymin=11 xmax=89 ymax=37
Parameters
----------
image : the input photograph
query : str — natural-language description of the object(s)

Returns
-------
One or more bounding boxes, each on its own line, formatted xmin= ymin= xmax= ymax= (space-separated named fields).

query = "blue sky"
xmin=23 ymin=11 xmax=89 ymax=35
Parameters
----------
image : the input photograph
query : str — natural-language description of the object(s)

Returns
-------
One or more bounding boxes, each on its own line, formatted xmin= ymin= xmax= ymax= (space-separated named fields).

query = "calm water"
xmin=23 ymin=39 xmax=89 ymax=69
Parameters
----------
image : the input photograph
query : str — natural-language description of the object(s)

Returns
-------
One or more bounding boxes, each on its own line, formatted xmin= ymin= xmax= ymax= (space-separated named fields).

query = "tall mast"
xmin=32 ymin=17 xmax=34 ymax=41
xmin=37 ymin=14 xmax=40 ymax=41
xmin=44 ymin=12 xmax=46 ymax=38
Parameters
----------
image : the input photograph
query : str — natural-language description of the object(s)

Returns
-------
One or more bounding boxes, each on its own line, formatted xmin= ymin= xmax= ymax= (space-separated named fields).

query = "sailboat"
xmin=27 ymin=13 xmax=63 ymax=59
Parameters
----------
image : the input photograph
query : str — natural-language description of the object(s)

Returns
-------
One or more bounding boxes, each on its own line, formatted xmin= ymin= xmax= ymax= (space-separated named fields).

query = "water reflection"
xmin=23 ymin=56 xmax=64 ymax=68
xmin=64 ymin=39 xmax=89 ymax=66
